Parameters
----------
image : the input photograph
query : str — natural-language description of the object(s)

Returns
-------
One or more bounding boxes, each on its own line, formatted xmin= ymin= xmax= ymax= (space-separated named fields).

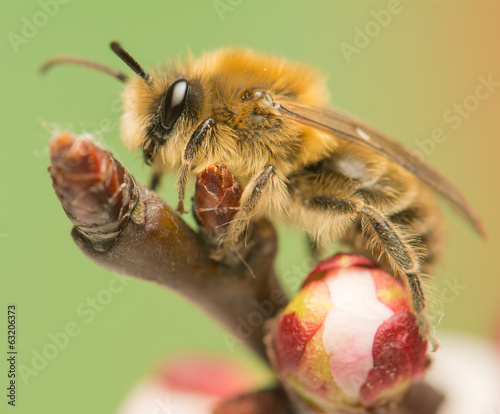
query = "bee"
xmin=42 ymin=42 xmax=484 ymax=335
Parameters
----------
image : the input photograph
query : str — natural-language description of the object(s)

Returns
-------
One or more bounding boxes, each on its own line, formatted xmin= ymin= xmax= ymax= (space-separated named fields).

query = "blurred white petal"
xmin=426 ymin=332 xmax=500 ymax=414
xmin=117 ymin=382 xmax=215 ymax=414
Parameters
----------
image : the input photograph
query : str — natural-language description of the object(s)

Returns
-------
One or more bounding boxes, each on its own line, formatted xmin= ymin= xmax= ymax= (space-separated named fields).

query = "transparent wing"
xmin=277 ymin=100 xmax=485 ymax=237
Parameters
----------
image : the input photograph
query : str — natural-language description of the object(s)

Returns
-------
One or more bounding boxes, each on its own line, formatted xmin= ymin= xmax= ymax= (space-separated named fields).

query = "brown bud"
xmin=49 ymin=133 xmax=138 ymax=251
xmin=213 ymin=388 xmax=294 ymax=414
xmin=193 ymin=165 xmax=242 ymax=236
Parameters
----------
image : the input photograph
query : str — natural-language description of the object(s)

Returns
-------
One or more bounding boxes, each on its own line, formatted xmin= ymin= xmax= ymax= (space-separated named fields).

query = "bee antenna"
xmin=110 ymin=41 xmax=151 ymax=82
xmin=40 ymin=56 xmax=129 ymax=82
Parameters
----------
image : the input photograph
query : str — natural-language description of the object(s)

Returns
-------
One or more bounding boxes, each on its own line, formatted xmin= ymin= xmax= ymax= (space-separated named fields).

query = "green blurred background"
xmin=1 ymin=0 xmax=499 ymax=412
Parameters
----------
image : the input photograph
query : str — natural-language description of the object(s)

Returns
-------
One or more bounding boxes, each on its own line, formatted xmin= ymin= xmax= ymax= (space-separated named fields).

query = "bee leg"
xmin=305 ymin=196 xmax=427 ymax=331
xmin=175 ymin=165 xmax=190 ymax=214
xmin=224 ymin=165 xmax=287 ymax=246
xmin=358 ymin=205 xmax=437 ymax=344
xmin=359 ymin=205 xmax=424 ymax=312
xmin=149 ymin=171 xmax=162 ymax=191
xmin=176 ymin=118 xmax=215 ymax=214
xmin=308 ymin=235 xmax=323 ymax=260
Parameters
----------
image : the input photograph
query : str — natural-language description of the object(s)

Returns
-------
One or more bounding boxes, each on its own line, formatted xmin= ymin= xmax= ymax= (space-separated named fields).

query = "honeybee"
xmin=43 ymin=43 xmax=484 ymax=335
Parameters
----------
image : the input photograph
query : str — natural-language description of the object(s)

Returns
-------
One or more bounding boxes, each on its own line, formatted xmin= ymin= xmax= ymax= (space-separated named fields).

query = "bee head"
xmin=112 ymin=42 xmax=204 ymax=167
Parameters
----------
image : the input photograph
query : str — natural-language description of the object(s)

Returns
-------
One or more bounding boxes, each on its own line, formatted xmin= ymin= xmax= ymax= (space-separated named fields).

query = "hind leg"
xmin=302 ymin=195 xmax=429 ymax=336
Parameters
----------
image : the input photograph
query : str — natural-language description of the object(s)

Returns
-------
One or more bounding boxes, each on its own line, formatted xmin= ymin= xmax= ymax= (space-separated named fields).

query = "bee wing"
xmin=277 ymin=100 xmax=485 ymax=237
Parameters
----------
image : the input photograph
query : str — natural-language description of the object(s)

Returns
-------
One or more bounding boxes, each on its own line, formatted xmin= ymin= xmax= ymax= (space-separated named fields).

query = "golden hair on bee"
xmin=42 ymin=42 xmax=485 ymax=345
xmin=121 ymin=47 xmax=336 ymax=176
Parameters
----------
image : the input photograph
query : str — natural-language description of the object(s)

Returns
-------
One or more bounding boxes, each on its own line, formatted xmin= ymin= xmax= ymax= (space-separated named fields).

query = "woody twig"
xmin=49 ymin=133 xmax=285 ymax=361
xmin=49 ymin=133 xmax=444 ymax=414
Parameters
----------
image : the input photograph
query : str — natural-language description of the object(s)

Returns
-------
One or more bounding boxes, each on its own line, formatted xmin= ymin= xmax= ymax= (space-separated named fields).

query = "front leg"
xmin=149 ymin=170 xmax=163 ymax=191
xmin=225 ymin=165 xmax=290 ymax=245
xmin=176 ymin=118 xmax=215 ymax=213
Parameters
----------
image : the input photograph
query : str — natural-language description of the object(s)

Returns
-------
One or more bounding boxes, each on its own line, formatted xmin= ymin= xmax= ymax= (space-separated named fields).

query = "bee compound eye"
xmin=161 ymin=79 xmax=189 ymax=130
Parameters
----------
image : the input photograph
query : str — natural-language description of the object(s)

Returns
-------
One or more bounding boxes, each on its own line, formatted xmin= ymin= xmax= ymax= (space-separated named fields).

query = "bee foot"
xmin=416 ymin=312 xmax=440 ymax=352
xmin=176 ymin=202 xmax=189 ymax=215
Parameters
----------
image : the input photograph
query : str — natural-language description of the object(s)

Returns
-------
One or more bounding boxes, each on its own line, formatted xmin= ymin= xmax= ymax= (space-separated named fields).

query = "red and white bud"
xmin=270 ymin=253 xmax=429 ymax=411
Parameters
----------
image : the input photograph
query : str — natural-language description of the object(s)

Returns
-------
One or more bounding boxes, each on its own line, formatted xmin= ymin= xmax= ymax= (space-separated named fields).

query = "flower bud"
xmin=49 ymin=133 xmax=138 ymax=251
xmin=117 ymin=355 xmax=257 ymax=414
xmin=193 ymin=164 xmax=242 ymax=236
xmin=271 ymin=253 xmax=429 ymax=411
